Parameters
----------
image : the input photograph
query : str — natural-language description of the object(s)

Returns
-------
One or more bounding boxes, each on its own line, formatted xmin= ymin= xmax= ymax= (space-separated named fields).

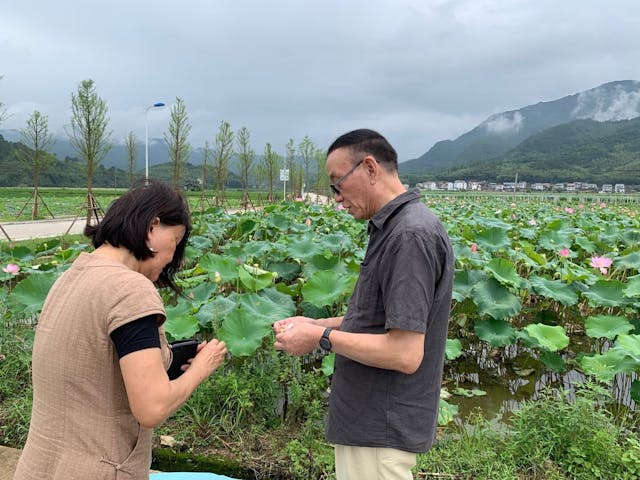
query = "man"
xmin=273 ymin=129 xmax=454 ymax=480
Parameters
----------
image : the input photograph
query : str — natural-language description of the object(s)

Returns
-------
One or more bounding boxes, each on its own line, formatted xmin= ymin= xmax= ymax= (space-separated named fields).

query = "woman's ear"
xmin=149 ymin=216 xmax=161 ymax=231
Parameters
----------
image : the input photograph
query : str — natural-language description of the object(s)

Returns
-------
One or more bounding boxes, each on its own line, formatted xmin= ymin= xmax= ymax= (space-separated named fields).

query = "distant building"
xmin=453 ymin=180 xmax=467 ymax=191
xmin=417 ymin=181 xmax=438 ymax=190
xmin=614 ymin=184 xmax=625 ymax=193
xmin=469 ymin=181 xmax=483 ymax=191
xmin=601 ymin=184 xmax=613 ymax=193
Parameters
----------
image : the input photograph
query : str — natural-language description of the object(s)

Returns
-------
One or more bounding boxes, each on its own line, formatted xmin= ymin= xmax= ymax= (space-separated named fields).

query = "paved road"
xmin=0 ymin=217 xmax=87 ymax=242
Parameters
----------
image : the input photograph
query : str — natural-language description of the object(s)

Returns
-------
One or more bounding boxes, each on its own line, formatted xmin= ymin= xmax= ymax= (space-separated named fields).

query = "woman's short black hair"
xmin=85 ymin=179 xmax=191 ymax=292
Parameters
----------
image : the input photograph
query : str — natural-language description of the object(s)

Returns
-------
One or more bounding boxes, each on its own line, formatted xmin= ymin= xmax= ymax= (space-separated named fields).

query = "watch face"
xmin=319 ymin=337 xmax=331 ymax=351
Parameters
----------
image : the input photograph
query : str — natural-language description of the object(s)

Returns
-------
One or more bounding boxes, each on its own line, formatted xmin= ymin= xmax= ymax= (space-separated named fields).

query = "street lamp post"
xmin=145 ymin=102 xmax=165 ymax=182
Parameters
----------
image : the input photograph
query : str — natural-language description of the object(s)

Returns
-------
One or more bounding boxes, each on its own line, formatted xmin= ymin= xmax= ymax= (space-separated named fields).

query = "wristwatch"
xmin=319 ymin=327 xmax=333 ymax=352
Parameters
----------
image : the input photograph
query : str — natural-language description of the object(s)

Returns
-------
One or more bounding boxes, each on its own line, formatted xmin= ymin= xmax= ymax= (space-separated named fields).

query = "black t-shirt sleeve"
xmin=110 ymin=315 xmax=161 ymax=359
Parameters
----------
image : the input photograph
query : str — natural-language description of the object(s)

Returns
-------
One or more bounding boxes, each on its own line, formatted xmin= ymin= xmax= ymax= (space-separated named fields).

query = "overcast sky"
xmin=2 ymin=0 xmax=640 ymax=162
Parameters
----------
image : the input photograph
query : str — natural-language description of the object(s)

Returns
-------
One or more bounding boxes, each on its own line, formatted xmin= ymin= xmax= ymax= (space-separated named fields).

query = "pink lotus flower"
xmin=590 ymin=256 xmax=613 ymax=274
xmin=470 ymin=243 xmax=478 ymax=253
xmin=564 ymin=207 xmax=574 ymax=214
xmin=600 ymin=202 xmax=606 ymax=208
xmin=305 ymin=217 xmax=312 ymax=227
xmin=559 ymin=248 xmax=571 ymax=258
xmin=336 ymin=204 xmax=346 ymax=211
xmin=528 ymin=219 xmax=537 ymax=226
xmin=2 ymin=263 xmax=19 ymax=274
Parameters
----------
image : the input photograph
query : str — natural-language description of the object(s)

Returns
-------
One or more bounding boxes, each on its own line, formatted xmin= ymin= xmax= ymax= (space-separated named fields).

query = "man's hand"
xmin=273 ymin=316 xmax=323 ymax=355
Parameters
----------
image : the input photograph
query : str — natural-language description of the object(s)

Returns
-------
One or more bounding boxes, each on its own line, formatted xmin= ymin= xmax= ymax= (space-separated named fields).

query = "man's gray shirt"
xmin=325 ymin=188 xmax=454 ymax=453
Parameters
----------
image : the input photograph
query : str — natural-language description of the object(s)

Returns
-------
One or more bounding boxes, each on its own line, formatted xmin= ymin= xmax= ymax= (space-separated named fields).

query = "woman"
xmin=14 ymin=180 xmax=227 ymax=480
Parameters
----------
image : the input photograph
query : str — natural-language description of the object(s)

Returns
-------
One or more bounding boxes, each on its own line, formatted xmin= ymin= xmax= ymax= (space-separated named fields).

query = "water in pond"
xmin=444 ymin=339 xmax=637 ymax=424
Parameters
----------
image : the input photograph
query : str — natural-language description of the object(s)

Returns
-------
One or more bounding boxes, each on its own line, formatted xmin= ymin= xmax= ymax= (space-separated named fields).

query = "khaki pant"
xmin=334 ymin=444 xmax=417 ymax=480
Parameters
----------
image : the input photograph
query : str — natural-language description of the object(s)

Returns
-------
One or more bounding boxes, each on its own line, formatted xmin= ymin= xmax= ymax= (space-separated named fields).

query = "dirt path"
xmin=0 ymin=217 xmax=86 ymax=242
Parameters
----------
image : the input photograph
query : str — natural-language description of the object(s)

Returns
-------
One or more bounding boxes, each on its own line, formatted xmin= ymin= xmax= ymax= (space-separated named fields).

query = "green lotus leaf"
xmin=622 ymin=230 xmax=640 ymax=248
xmin=475 ymin=227 xmax=511 ymax=251
xmin=264 ymin=213 xmax=292 ymax=232
xmin=198 ymin=253 xmax=239 ymax=283
xmin=632 ymin=380 xmax=640 ymax=403
xmin=233 ymin=288 xmax=296 ymax=324
xmin=561 ymin=263 xmax=597 ymax=284
xmin=452 ymin=387 xmax=487 ymax=397
xmin=188 ymin=235 xmax=213 ymax=252
xmin=452 ymin=269 xmax=487 ymax=302
xmin=239 ymin=264 xmax=275 ymax=292
xmin=195 ymin=296 xmax=236 ymax=327
xmin=164 ymin=311 xmax=199 ymax=340
xmin=184 ymin=281 xmax=218 ymax=306
xmin=218 ymin=306 xmax=272 ymax=357
xmin=471 ymin=278 xmax=521 ymax=320
xmin=485 ymin=258 xmax=523 ymax=288
xmin=614 ymin=251 xmax=640 ymax=270
xmin=524 ymin=324 xmax=569 ymax=351
xmin=302 ymin=270 xmax=356 ymax=307
xmin=6 ymin=246 xmax=34 ymax=261
xmin=474 ymin=318 xmax=517 ymax=347
xmin=573 ymin=235 xmax=597 ymax=254
xmin=538 ymin=229 xmax=571 ymax=251
xmin=321 ymin=353 xmax=335 ymax=376
xmin=529 ymin=275 xmax=578 ymax=306
xmin=624 ymin=275 xmax=640 ymax=298
xmin=615 ymin=334 xmax=640 ymax=361
xmin=317 ymin=232 xmax=357 ymax=254
xmin=287 ymin=234 xmax=323 ymax=260
xmin=235 ymin=217 xmax=258 ymax=236
xmin=35 ymin=239 xmax=61 ymax=255
xmin=307 ymin=254 xmax=341 ymax=271
xmin=582 ymin=279 xmax=629 ymax=307
xmin=438 ymin=398 xmax=458 ymax=426
xmin=7 ymin=272 xmax=58 ymax=317
xmin=445 ymin=338 xmax=463 ymax=360
xmin=585 ymin=315 xmax=634 ymax=340
xmin=267 ymin=261 xmax=301 ymax=282
xmin=540 ymin=350 xmax=566 ymax=372
xmin=579 ymin=348 xmax=639 ymax=381
xmin=240 ymin=240 xmax=273 ymax=260
xmin=521 ymin=244 xmax=548 ymax=267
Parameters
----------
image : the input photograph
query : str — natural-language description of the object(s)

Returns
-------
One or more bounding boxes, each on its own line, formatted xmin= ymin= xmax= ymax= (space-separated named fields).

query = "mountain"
xmin=399 ymin=80 xmax=640 ymax=174
xmin=430 ymin=117 xmax=640 ymax=185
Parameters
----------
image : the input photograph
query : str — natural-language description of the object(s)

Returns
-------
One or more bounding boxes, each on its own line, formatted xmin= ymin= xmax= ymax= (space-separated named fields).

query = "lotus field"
xmin=1 ymin=194 xmax=639 ymax=421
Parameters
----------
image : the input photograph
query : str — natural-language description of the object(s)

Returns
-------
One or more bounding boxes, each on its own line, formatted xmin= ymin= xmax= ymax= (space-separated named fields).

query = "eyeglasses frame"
xmin=330 ymin=159 xmax=364 ymax=195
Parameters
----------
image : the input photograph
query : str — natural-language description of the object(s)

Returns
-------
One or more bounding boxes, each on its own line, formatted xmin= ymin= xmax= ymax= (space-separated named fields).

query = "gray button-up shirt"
xmin=326 ymin=188 xmax=454 ymax=453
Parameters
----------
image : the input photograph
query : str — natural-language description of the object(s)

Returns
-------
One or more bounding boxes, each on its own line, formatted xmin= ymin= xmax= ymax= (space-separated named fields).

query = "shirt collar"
xmin=369 ymin=188 xmax=421 ymax=231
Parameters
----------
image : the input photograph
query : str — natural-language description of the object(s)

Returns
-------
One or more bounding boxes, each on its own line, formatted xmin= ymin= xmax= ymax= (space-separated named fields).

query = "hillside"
xmin=400 ymin=80 xmax=640 ymax=175
xmin=426 ymin=117 xmax=640 ymax=185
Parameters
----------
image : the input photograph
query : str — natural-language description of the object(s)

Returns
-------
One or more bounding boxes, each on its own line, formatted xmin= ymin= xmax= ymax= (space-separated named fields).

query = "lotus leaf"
xmin=474 ymin=318 xmax=517 ymax=346
xmin=523 ymin=324 xmax=569 ymax=351
xmin=585 ymin=315 xmax=634 ymax=339
xmin=471 ymin=278 xmax=521 ymax=320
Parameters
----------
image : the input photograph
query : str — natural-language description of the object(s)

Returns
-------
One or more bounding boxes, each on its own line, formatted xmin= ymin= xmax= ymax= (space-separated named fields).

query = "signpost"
xmin=280 ymin=168 xmax=289 ymax=200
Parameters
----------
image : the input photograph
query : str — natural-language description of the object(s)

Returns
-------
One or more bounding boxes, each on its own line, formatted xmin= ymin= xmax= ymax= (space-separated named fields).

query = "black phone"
xmin=167 ymin=339 xmax=200 ymax=380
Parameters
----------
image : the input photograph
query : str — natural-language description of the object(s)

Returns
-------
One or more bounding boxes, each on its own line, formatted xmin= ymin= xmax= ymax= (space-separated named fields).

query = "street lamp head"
xmin=153 ymin=102 xmax=165 ymax=108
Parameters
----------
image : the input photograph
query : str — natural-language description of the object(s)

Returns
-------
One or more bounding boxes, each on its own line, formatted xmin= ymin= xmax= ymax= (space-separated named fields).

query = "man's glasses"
xmin=330 ymin=159 xmax=363 ymax=195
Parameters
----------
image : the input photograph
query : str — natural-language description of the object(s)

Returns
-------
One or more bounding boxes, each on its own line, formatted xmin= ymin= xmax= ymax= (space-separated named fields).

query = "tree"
xmin=67 ymin=79 xmax=112 ymax=225
xmin=197 ymin=141 xmax=212 ymax=213
xmin=285 ymin=138 xmax=297 ymax=199
xmin=262 ymin=143 xmax=282 ymax=202
xmin=213 ymin=121 xmax=234 ymax=206
xmin=125 ymin=131 xmax=137 ymax=186
xmin=313 ymin=146 xmax=328 ymax=200
xmin=0 ymin=75 xmax=8 ymax=126
xmin=164 ymin=97 xmax=191 ymax=189
xmin=18 ymin=110 xmax=55 ymax=219
xmin=236 ymin=126 xmax=254 ymax=208
xmin=298 ymin=135 xmax=315 ymax=197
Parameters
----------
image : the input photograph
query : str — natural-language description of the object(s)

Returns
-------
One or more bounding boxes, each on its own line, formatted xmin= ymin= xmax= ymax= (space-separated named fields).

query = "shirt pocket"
xmin=355 ymin=262 xmax=382 ymax=312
